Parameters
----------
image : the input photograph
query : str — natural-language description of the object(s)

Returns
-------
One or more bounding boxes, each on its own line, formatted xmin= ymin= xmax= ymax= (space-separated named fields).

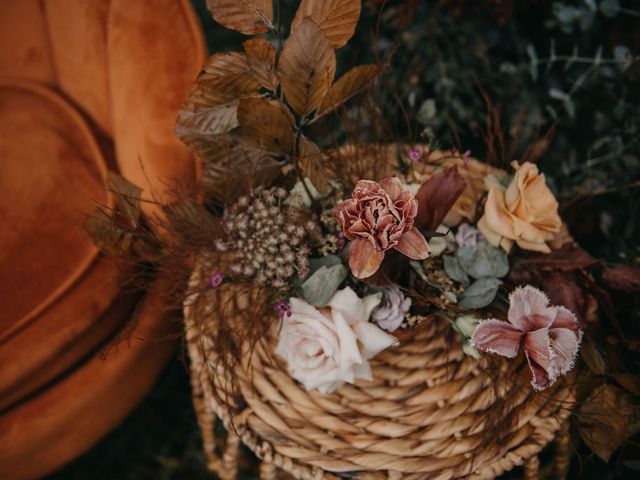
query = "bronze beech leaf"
xmin=298 ymin=136 xmax=328 ymax=193
xmin=180 ymin=133 xmax=281 ymax=204
xmin=177 ymin=52 xmax=260 ymax=136
xmin=237 ymin=98 xmax=295 ymax=154
xmin=316 ymin=64 xmax=383 ymax=118
xmin=206 ymin=0 xmax=273 ymax=35
xmin=242 ymin=37 xmax=278 ymax=91
xmin=578 ymin=384 xmax=635 ymax=462
xmin=107 ymin=172 xmax=142 ymax=228
xmin=414 ymin=167 xmax=467 ymax=232
xmin=278 ymin=19 xmax=336 ymax=116
xmin=291 ymin=0 xmax=361 ymax=49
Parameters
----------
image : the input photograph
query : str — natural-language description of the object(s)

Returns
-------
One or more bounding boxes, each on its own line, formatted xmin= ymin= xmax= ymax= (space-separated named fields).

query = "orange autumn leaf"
xmin=278 ymin=19 xmax=335 ymax=117
xmin=206 ymin=0 xmax=273 ymax=35
xmin=242 ymin=37 xmax=278 ymax=91
xmin=297 ymin=136 xmax=328 ymax=193
xmin=316 ymin=64 xmax=383 ymax=119
xmin=237 ymin=98 xmax=295 ymax=154
xmin=291 ymin=0 xmax=361 ymax=49
xmin=177 ymin=52 xmax=260 ymax=136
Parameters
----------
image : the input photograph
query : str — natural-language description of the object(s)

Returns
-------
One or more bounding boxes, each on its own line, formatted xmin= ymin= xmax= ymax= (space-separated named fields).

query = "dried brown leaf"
xmin=179 ymin=133 xmax=281 ymax=204
xmin=414 ymin=167 xmax=467 ymax=232
xmin=316 ymin=64 xmax=383 ymax=118
xmin=243 ymin=38 xmax=278 ymax=91
xmin=237 ymin=98 xmax=295 ymax=154
xmin=107 ymin=172 xmax=142 ymax=228
xmin=291 ymin=0 xmax=361 ymax=49
xmin=298 ymin=136 xmax=328 ymax=193
xmin=84 ymin=209 xmax=130 ymax=256
xmin=612 ymin=373 xmax=640 ymax=396
xmin=206 ymin=0 xmax=273 ymax=35
xmin=602 ymin=264 xmax=640 ymax=292
xmin=526 ymin=243 xmax=598 ymax=271
xmin=578 ymin=384 xmax=634 ymax=462
xmin=278 ymin=19 xmax=335 ymax=116
xmin=177 ymin=52 xmax=260 ymax=136
xmin=581 ymin=338 xmax=607 ymax=375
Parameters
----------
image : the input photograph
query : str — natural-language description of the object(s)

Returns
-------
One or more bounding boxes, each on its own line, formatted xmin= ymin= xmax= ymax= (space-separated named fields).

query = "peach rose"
xmin=478 ymin=161 xmax=561 ymax=253
xmin=275 ymin=287 xmax=395 ymax=394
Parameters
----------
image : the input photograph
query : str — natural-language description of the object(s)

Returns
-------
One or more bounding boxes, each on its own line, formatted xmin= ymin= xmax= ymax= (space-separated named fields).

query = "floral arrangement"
xmin=85 ymin=0 xmax=640 ymax=467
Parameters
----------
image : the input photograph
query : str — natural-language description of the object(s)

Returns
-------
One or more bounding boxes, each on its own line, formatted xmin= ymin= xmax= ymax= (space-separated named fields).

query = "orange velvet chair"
xmin=0 ymin=1 xmax=205 ymax=478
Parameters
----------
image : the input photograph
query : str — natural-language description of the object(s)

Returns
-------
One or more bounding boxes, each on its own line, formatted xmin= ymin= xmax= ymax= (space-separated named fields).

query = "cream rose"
xmin=275 ymin=287 xmax=396 ymax=394
xmin=478 ymin=161 xmax=561 ymax=253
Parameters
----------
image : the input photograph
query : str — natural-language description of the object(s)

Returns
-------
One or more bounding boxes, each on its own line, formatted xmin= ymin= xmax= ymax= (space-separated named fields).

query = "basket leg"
xmin=219 ymin=429 xmax=241 ymax=480
xmin=260 ymin=461 xmax=279 ymax=480
xmin=190 ymin=357 xmax=219 ymax=472
xmin=523 ymin=455 xmax=540 ymax=480
xmin=553 ymin=421 xmax=571 ymax=479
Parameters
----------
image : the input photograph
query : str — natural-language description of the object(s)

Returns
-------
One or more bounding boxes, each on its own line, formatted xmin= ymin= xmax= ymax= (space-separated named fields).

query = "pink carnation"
xmin=333 ymin=177 xmax=430 ymax=279
xmin=471 ymin=285 xmax=583 ymax=391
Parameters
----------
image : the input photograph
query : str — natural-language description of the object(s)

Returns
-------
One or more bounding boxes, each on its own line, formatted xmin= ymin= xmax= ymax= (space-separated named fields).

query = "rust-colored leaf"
xmin=291 ymin=0 xmax=361 ymax=49
xmin=206 ymin=0 xmax=273 ymax=35
xmin=578 ymin=384 xmax=635 ymax=462
xmin=180 ymin=133 xmax=282 ymax=204
xmin=237 ymin=98 xmax=295 ymax=153
xmin=298 ymin=136 xmax=328 ymax=193
xmin=177 ymin=52 xmax=260 ymax=136
xmin=543 ymin=271 xmax=588 ymax=324
xmin=278 ymin=19 xmax=336 ymax=116
xmin=526 ymin=243 xmax=598 ymax=271
xmin=414 ymin=167 xmax=467 ymax=232
xmin=316 ymin=64 xmax=383 ymax=118
xmin=602 ymin=264 xmax=640 ymax=292
xmin=84 ymin=209 xmax=130 ymax=256
xmin=612 ymin=373 xmax=640 ymax=396
xmin=243 ymin=37 xmax=278 ymax=91
xmin=107 ymin=172 xmax=142 ymax=228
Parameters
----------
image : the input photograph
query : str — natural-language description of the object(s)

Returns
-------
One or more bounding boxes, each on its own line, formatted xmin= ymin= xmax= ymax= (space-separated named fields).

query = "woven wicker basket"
xmin=185 ymin=148 xmax=575 ymax=479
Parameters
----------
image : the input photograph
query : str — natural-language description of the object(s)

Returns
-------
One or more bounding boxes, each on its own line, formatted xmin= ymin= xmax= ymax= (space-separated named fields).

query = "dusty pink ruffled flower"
xmin=471 ymin=285 xmax=583 ymax=391
xmin=333 ymin=177 xmax=430 ymax=278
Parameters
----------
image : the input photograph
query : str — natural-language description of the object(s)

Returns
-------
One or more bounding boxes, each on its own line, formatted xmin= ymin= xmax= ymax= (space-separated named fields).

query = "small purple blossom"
xmin=208 ymin=272 xmax=224 ymax=288
xmin=336 ymin=232 xmax=347 ymax=251
xmin=372 ymin=286 xmax=412 ymax=332
xmin=451 ymin=148 xmax=471 ymax=165
xmin=407 ymin=147 xmax=422 ymax=163
xmin=462 ymin=149 xmax=472 ymax=165
xmin=274 ymin=300 xmax=292 ymax=319
xmin=455 ymin=223 xmax=482 ymax=248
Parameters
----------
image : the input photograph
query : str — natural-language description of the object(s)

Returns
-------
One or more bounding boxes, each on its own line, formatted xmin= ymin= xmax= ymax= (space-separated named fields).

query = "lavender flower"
xmin=407 ymin=147 xmax=422 ymax=163
xmin=455 ymin=223 xmax=482 ymax=248
xmin=274 ymin=301 xmax=292 ymax=319
xmin=372 ymin=286 xmax=412 ymax=332
xmin=208 ymin=272 xmax=224 ymax=288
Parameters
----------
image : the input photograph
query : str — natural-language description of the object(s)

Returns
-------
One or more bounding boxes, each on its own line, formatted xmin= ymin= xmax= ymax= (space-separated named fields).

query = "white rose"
xmin=275 ymin=287 xmax=396 ymax=394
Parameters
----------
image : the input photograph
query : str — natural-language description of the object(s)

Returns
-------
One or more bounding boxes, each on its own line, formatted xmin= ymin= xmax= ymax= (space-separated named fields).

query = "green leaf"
xmin=443 ymin=255 xmax=470 ymax=287
xmin=459 ymin=278 xmax=502 ymax=309
xmin=456 ymin=244 xmax=509 ymax=279
xmin=309 ymin=255 xmax=342 ymax=273
xmin=301 ymin=263 xmax=348 ymax=306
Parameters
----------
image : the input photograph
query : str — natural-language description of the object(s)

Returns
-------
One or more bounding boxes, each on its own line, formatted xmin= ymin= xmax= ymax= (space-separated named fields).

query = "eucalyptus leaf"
xmin=301 ymin=264 xmax=348 ymax=307
xmin=459 ymin=278 xmax=502 ymax=309
xmin=456 ymin=244 xmax=509 ymax=279
xmin=443 ymin=255 xmax=470 ymax=287
xmin=309 ymin=254 xmax=342 ymax=273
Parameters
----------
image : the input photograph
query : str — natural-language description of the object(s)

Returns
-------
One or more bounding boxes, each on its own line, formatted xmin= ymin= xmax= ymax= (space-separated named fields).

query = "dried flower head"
xmin=334 ymin=177 xmax=430 ymax=278
xmin=218 ymin=188 xmax=313 ymax=288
